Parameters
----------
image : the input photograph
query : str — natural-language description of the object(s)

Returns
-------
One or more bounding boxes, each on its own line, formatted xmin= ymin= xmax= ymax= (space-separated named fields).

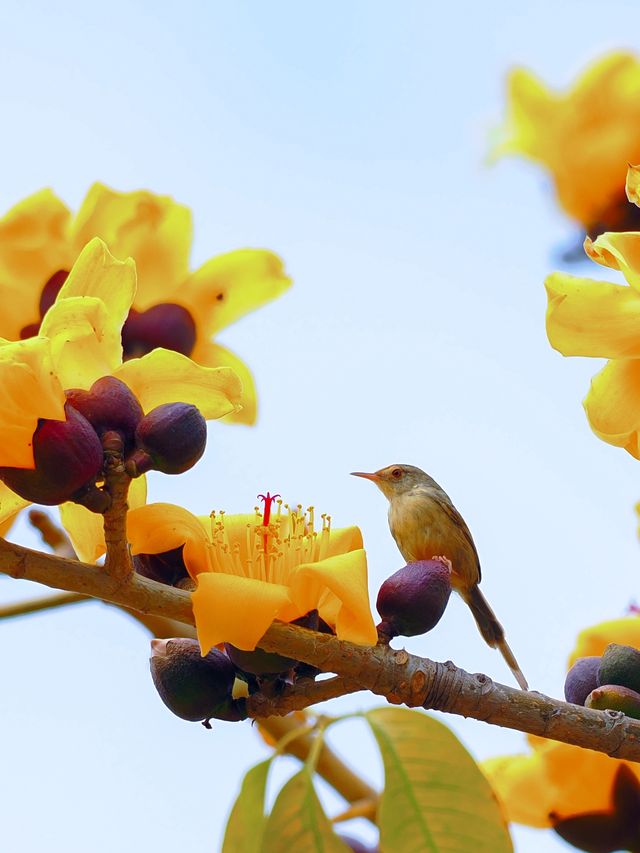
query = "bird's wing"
xmin=439 ymin=499 xmax=482 ymax=582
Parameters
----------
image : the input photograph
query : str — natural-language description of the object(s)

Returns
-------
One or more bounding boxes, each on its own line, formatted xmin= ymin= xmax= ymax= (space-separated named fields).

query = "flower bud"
xmin=0 ymin=404 xmax=104 ymax=506
xmin=134 ymin=545 xmax=189 ymax=586
xmin=65 ymin=376 xmax=143 ymax=450
xmin=128 ymin=402 xmax=207 ymax=476
xmin=150 ymin=638 xmax=245 ymax=724
xmin=339 ymin=837 xmax=379 ymax=853
xmin=564 ymin=656 xmax=601 ymax=706
xmin=598 ymin=643 xmax=640 ymax=694
xmin=225 ymin=611 xmax=321 ymax=677
xmin=122 ymin=304 xmax=196 ymax=359
xmin=585 ymin=684 xmax=640 ymax=719
xmin=376 ymin=559 xmax=452 ymax=639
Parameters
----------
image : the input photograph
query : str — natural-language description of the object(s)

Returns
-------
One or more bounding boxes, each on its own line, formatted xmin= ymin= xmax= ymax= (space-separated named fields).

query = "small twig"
xmin=2 ymin=537 xmax=640 ymax=761
xmin=28 ymin=510 xmax=76 ymax=558
xmin=247 ymin=676 xmax=362 ymax=718
xmin=101 ymin=432 xmax=133 ymax=580
xmin=0 ymin=591 xmax=87 ymax=620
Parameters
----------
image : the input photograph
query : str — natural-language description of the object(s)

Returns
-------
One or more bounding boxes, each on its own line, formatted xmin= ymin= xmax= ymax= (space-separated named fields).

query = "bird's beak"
xmin=350 ymin=471 xmax=380 ymax=483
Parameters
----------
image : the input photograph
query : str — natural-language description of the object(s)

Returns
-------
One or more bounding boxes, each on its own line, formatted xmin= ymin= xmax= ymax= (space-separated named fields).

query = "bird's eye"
xmin=391 ymin=468 xmax=402 ymax=479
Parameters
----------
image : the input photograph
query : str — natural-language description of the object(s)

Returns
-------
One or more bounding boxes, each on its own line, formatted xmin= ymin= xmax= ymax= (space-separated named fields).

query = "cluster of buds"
xmin=0 ymin=376 xmax=207 ymax=511
xmin=565 ymin=643 xmax=640 ymax=719
xmin=376 ymin=558 xmax=452 ymax=640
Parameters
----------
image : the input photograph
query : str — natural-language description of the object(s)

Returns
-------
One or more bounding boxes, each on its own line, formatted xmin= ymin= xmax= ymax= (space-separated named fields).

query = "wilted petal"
xmin=583 ymin=359 xmax=640 ymax=458
xmin=584 ymin=233 xmax=640 ymax=290
xmin=545 ymin=273 xmax=640 ymax=358
xmin=113 ymin=348 xmax=242 ymax=419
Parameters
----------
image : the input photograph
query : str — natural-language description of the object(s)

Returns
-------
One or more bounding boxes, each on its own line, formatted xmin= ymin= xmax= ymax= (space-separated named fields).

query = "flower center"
xmin=208 ymin=497 xmax=332 ymax=586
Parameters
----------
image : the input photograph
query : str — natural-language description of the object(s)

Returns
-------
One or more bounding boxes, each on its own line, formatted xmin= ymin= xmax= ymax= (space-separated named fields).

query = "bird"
xmin=351 ymin=463 xmax=528 ymax=690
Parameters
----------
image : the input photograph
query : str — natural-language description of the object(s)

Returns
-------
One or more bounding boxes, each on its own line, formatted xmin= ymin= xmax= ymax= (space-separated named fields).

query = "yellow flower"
xmin=127 ymin=496 xmax=378 ymax=654
xmin=0 ymin=237 xmax=242 ymax=559
xmin=0 ymin=183 xmax=291 ymax=424
xmin=483 ymin=616 xmax=640 ymax=829
xmin=545 ymin=177 xmax=640 ymax=458
xmin=495 ymin=52 xmax=640 ymax=231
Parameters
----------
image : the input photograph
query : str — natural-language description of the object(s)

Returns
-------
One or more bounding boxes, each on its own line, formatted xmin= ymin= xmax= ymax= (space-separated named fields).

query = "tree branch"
xmin=1 ymin=537 xmax=640 ymax=762
xmin=101 ymin=432 xmax=133 ymax=580
xmin=0 ymin=591 xmax=87 ymax=619
xmin=246 ymin=676 xmax=363 ymax=718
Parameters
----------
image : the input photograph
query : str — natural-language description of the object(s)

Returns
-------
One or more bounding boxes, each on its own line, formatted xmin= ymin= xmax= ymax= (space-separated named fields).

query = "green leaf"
xmin=222 ymin=758 xmax=272 ymax=853
xmin=366 ymin=707 xmax=512 ymax=853
xmin=261 ymin=767 xmax=350 ymax=853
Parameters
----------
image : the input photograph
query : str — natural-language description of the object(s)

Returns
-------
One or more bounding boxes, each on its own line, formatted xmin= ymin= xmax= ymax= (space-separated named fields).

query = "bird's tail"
xmin=463 ymin=585 xmax=528 ymax=691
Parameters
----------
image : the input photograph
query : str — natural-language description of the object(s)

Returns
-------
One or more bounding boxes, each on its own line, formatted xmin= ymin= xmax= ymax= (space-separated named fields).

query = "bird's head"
xmin=351 ymin=464 xmax=430 ymax=500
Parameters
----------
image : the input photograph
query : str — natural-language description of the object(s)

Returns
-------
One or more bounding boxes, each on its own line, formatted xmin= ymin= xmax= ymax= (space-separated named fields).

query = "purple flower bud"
xmin=134 ymin=545 xmax=189 ymax=586
xmin=564 ymin=657 xmax=601 ymax=706
xmin=39 ymin=269 xmax=69 ymax=317
xmin=224 ymin=644 xmax=296 ymax=677
xmin=128 ymin=402 xmax=207 ymax=476
xmin=339 ymin=837 xmax=379 ymax=853
xmin=376 ymin=559 xmax=452 ymax=639
xmin=65 ymin=377 xmax=143 ymax=450
xmin=150 ymin=638 xmax=244 ymax=724
xmin=122 ymin=304 xmax=196 ymax=359
xmin=0 ymin=403 xmax=104 ymax=506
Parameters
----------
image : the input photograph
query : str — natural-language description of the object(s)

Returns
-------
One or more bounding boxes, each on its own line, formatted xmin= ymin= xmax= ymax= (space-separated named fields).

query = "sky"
xmin=2 ymin=1 xmax=640 ymax=851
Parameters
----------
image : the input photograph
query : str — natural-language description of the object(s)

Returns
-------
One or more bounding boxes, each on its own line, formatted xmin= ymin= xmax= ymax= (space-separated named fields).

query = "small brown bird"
xmin=352 ymin=463 xmax=528 ymax=690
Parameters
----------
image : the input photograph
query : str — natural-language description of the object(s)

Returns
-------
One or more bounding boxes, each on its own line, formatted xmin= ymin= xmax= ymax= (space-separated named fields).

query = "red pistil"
xmin=257 ymin=492 xmax=281 ymax=527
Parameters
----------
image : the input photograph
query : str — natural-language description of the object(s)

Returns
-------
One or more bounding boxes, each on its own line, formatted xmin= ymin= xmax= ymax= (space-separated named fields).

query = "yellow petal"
xmin=0 ymin=481 xmax=30 ymax=528
xmin=0 ymin=189 xmax=72 ymax=338
xmin=0 ymin=336 xmax=66 ymax=467
xmin=57 ymin=237 xmax=137 ymax=325
xmin=482 ymin=753 xmax=553 ymax=828
xmin=192 ymin=572 xmax=294 ymax=654
xmin=545 ymin=273 xmax=640 ymax=358
xmin=626 ymin=163 xmax=640 ymax=207
xmin=127 ymin=501 xmax=210 ymax=576
xmin=113 ymin=348 xmax=242 ymax=418
xmin=71 ymin=183 xmax=192 ymax=309
xmin=569 ymin=616 xmax=640 ymax=666
xmin=327 ymin=526 xmax=364 ymax=556
xmin=290 ymin=550 xmax=377 ymax=646
xmin=583 ymin=358 xmax=640 ymax=458
xmin=492 ymin=67 xmax=557 ymax=160
xmin=584 ymin=233 xmax=640 ymax=290
xmin=40 ymin=296 xmax=120 ymax=391
xmin=61 ymin=476 xmax=147 ymax=563
xmin=190 ymin=341 xmax=257 ymax=426
xmin=181 ymin=249 xmax=291 ymax=337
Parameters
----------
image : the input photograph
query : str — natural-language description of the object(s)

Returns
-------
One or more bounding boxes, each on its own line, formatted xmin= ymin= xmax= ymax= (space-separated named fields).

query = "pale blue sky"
xmin=2 ymin=2 xmax=640 ymax=851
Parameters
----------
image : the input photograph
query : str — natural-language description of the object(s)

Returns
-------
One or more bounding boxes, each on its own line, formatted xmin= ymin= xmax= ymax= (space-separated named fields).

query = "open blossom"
xmin=0 ymin=182 xmax=291 ymax=423
xmin=483 ymin=617 xmax=640 ymax=839
xmin=495 ymin=52 xmax=640 ymax=234
xmin=545 ymin=167 xmax=640 ymax=458
xmin=127 ymin=497 xmax=378 ymax=654
xmin=0 ymin=238 xmax=242 ymax=556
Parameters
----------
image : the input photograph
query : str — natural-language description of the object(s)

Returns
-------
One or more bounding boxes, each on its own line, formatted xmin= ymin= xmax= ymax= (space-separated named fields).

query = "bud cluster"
xmin=0 ymin=377 xmax=208 ymax=511
xmin=565 ymin=643 xmax=640 ymax=719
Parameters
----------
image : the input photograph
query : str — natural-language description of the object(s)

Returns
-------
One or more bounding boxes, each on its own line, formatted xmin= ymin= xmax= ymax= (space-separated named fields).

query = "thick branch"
xmin=246 ymin=676 xmax=363 ymax=718
xmin=2 ymin=537 xmax=640 ymax=762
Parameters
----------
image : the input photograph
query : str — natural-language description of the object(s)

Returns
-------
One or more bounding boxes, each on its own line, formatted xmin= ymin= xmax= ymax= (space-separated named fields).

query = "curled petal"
xmin=0 ymin=337 xmax=65 ymax=467
xmin=61 ymin=476 xmax=147 ymax=563
xmin=181 ymin=249 xmax=291 ymax=337
xmin=583 ymin=359 xmax=640 ymax=458
xmin=192 ymin=573 xmax=295 ymax=654
xmin=127 ymin=502 xmax=211 ymax=576
xmin=190 ymin=341 xmax=257 ymax=426
xmin=57 ymin=237 xmax=136 ymax=326
xmin=569 ymin=616 xmax=640 ymax=666
xmin=584 ymin=233 xmax=640 ymax=290
xmin=545 ymin=273 xmax=640 ymax=358
xmin=327 ymin=526 xmax=364 ymax=557
xmin=0 ymin=481 xmax=30 ymax=529
xmin=113 ymin=348 xmax=242 ymax=419
xmin=290 ymin=550 xmax=377 ymax=646
xmin=626 ymin=163 xmax=640 ymax=207
xmin=71 ymin=183 xmax=192 ymax=310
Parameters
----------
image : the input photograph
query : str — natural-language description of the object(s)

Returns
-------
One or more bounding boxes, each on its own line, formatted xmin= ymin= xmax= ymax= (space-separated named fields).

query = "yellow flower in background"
xmin=0 ymin=182 xmax=291 ymax=424
xmin=484 ymin=617 xmax=640 ymax=834
xmin=0 ymin=238 xmax=242 ymax=556
xmin=127 ymin=496 xmax=378 ymax=654
xmin=495 ymin=52 xmax=640 ymax=232
xmin=546 ymin=170 xmax=640 ymax=458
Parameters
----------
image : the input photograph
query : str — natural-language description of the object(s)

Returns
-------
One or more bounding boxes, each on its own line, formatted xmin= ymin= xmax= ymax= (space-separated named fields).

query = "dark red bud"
xmin=134 ymin=545 xmax=189 ymax=586
xmin=65 ymin=377 xmax=143 ymax=450
xmin=376 ymin=559 xmax=452 ymax=639
xmin=39 ymin=269 xmax=69 ymax=317
xmin=564 ymin=657 xmax=601 ymax=706
xmin=0 ymin=403 xmax=103 ymax=506
xmin=122 ymin=304 xmax=197 ymax=359
xmin=19 ymin=322 xmax=41 ymax=340
xmin=225 ymin=611 xmax=322 ymax=677
xmin=150 ymin=638 xmax=244 ymax=724
xmin=129 ymin=402 xmax=207 ymax=476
